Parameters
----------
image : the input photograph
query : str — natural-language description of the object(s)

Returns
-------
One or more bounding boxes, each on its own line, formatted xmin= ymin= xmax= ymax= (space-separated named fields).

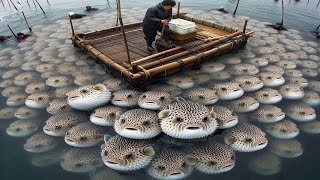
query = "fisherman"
xmin=85 ymin=6 xmax=99 ymax=12
xmin=142 ymin=0 xmax=176 ymax=52
xmin=0 ymin=36 xmax=11 ymax=42
xmin=69 ymin=12 xmax=87 ymax=19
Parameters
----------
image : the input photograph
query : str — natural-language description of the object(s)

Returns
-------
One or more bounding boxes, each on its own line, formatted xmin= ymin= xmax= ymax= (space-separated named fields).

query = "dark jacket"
xmin=142 ymin=3 xmax=172 ymax=28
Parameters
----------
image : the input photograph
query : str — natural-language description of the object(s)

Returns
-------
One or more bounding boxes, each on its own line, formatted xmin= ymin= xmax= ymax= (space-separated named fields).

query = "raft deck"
xmin=72 ymin=14 xmax=253 ymax=86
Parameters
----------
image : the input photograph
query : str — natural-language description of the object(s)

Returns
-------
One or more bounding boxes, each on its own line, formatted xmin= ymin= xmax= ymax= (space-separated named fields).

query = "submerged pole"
xmin=243 ymin=20 xmax=248 ymax=33
xmin=317 ymin=24 xmax=320 ymax=29
xmin=69 ymin=15 xmax=75 ymax=37
xmin=6 ymin=0 xmax=11 ymax=8
xmin=1 ymin=0 xmax=5 ymax=7
xmin=317 ymin=0 xmax=320 ymax=6
xmin=116 ymin=0 xmax=119 ymax=26
xmin=32 ymin=0 xmax=37 ymax=8
xmin=26 ymin=0 xmax=30 ymax=7
xmin=22 ymin=11 xmax=32 ymax=32
xmin=281 ymin=0 xmax=284 ymax=28
xmin=7 ymin=24 xmax=17 ymax=39
xmin=233 ymin=0 xmax=240 ymax=16
xmin=35 ymin=0 xmax=46 ymax=15
xmin=177 ymin=1 xmax=180 ymax=17
xmin=117 ymin=0 xmax=132 ymax=65
xmin=9 ymin=0 xmax=17 ymax=11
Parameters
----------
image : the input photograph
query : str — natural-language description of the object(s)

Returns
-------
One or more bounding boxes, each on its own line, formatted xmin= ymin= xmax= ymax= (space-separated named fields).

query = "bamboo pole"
xmin=116 ymin=0 xmax=119 ymax=26
xmin=133 ymin=38 xmax=245 ymax=80
xmin=177 ymin=1 xmax=180 ymax=17
xmin=140 ymin=31 xmax=242 ymax=69
xmin=132 ymin=47 xmax=182 ymax=64
xmin=233 ymin=0 xmax=240 ymax=16
xmin=35 ymin=0 xmax=46 ymax=15
xmin=1 ymin=0 xmax=4 ymax=7
xmin=243 ymin=20 xmax=248 ymax=33
xmin=9 ymin=0 xmax=17 ymax=11
xmin=27 ymin=0 xmax=30 ymax=7
xmin=6 ymin=0 xmax=11 ymax=8
xmin=69 ymin=15 xmax=75 ymax=37
xmin=117 ymin=0 xmax=132 ymax=65
xmin=22 ymin=12 xmax=32 ymax=32
xmin=32 ymin=0 xmax=37 ymax=8
xmin=281 ymin=0 xmax=284 ymax=28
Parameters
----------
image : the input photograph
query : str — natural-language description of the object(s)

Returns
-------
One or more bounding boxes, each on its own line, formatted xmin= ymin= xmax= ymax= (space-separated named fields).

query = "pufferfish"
xmin=101 ymin=135 xmax=155 ymax=171
xmin=66 ymin=84 xmax=111 ymax=111
xmin=114 ymin=109 xmax=161 ymax=139
xmin=158 ymin=101 xmax=218 ymax=139
xmin=224 ymin=123 xmax=268 ymax=152
xmin=147 ymin=147 xmax=196 ymax=180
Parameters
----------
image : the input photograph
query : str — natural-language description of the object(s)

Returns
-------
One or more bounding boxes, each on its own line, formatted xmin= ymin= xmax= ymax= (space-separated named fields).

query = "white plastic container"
xmin=169 ymin=18 xmax=196 ymax=35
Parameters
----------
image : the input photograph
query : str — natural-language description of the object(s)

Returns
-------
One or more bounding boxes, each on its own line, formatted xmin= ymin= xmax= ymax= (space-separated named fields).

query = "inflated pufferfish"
xmin=189 ymin=141 xmax=235 ymax=174
xmin=158 ymin=101 xmax=218 ymax=139
xmin=101 ymin=135 xmax=155 ymax=171
xmin=224 ymin=123 xmax=268 ymax=152
xmin=67 ymin=84 xmax=111 ymax=111
xmin=147 ymin=147 xmax=196 ymax=180
xmin=114 ymin=109 xmax=161 ymax=139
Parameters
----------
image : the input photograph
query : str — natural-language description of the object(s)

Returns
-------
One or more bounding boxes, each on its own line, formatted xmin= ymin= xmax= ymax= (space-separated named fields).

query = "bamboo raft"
xmin=71 ymin=13 xmax=253 ymax=87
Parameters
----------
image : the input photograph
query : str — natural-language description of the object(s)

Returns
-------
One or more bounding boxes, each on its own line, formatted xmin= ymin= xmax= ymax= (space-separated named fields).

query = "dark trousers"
xmin=143 ymin=24 xmax=171 ymax=43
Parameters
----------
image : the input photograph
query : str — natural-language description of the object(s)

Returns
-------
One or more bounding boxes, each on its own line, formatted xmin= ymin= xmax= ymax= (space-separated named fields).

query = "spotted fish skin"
xmin=64 ymin=123 xmax=108 ymax=148
xmin=0 ymin=107 xmax=17 ymax=120
xmin=114 ymin=109 xmax=161 ymax=139
xmin=24 ymin=132 xmax=58 ymax=153
xmin=61 ymin=148 xmax=103 ymax=173
xmin=138 ymin=91 xmax=174 ymax=110
xmin=258 ymin=72 xmax=285 ymax=87
xmin=25 ymin=92 xmax=53 ymax=109
xmin=286 ymin=103 xmax=316 ymax=122
xmin=101 ymin=78 xmax=128 ymax=92
xmin=183 ymin=88 xmax=218 ymax=105
xmin=46 ymin=99 xmax=72 ymax=114
xmin=233 ymin=76 xmax=264 ymax=92
xmin=159 ymin=101 xmax=218 ymax=139
xmin=303 ymin=91 xmax=320 ymax=107
xmin=266 ymin=120 xmax=299 ymax=139
xmin=224 ymin=123 xmax=268 ymax=152
xmin=43 ymin=112 xmax=87 ymax=137
xmin=210 ymin=106 xmax=238 ymax=129
xmin=6 ymin=93 xmax=28 ymax=106
xmin=229 ymin=96 xmax=259 ymax=113
xmin=213 ymin=83 xmax=244 ymax=100
xmin=147 ymin=84 xmax=182 ymax=96
xmin=301 ymin=121 xmax=320 ymax=134
xmin=13 ymin=72 xmax=37 ymax=86
xmin=46 ymin=75 xmax=73 ymax=88
xmin=248 ymin=151 xmax=282 ymax=176
xmin=67 ymin=84 xmax=111 ymax=111
xmin=25 ymin=81 xmax=49 ymax=94
xmin=279 ymin=84 xmax=304 ymax=99
xmin=101 ymin=135 xmax=155 ymax=171
xmin=147 ymin=147 xmax=195 ymax=179
xmin=190 ymin=141 xmax=235 ymax=174
xmin=14 ymin=106 xmax=39 ymax=119
xmin=90 ymin=105 xmax=126 ymax=126
xmin=270 ymin=139 xmax=303 ymax=158
xmin=254 ymin=105 xmax=285 ymax=123
xmin=111 ymin=89 xmax=140 ymax=108
xmin=254 ymin=88 xmax=282 ymax=104
xmin=166 ymin=75 xmax=195 ymax=89
xmin=6 ymin=119 xmax=39 ymax=137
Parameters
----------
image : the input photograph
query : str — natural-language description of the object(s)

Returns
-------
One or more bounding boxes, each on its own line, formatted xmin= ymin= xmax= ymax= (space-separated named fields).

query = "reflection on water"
xmin=0 ymin=0 xmax=320 ymax=180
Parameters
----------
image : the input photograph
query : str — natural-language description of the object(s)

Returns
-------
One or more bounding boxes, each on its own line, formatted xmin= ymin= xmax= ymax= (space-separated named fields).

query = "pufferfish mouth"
xmin=106 ymin=160 xmax=119 ymax=165
xmin=185 ymin=125 xmax=202 ymax=130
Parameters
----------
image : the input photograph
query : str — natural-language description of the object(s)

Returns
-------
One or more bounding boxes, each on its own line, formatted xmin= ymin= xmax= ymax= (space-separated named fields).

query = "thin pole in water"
xmin=117 ymin=0 xmax=131 ymax=65
xmin=177 ymin=1 xmax=180 ymax=17
xmin=233 ymin=0 xmax=240 ymax=16
xmin=9 ymin=0 xmax=18 ymax=11
xmin=22 ymin=11 xmax=32 ymax=32
xmin=7 ymin=24 xmax=17 ymax=39
xmin=47 ymin=0 xmax=50 ymax=6
xmin=317 ymin=24 xmax=320 ymax=29
xmin=35 ymin=0 xmax=46 ymax=15
xmin=69 ymin=15 xmax=75 ymax=37
xmin=6 ymin=0 xmax=11 ymax=8
xmin=32 ymin=0 xmax=37 ymax=8
xmin=317 ymin=0 xmax=320 ymax=7
xmin=1 ymin=0 xmax=5 ymax=7
xmin=26 ymin=0 xmax=30 ymax=7
xmin=281 ymin=0 xmax=284 ymax=28
xmin=116 ymin=0 xmax=119 ymax=26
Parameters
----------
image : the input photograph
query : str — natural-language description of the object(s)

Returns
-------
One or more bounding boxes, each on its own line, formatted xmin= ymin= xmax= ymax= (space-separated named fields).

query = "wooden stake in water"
xmin=116 ymin=0 xmax=119 ymax=26
xmin=281 ymin=0 xmax=284 ymax=29
xmin=47 ymin=0 xmax=50 ymax=6
xmin=35 ymin=0 xmax=46 ymax=15
xmin=22 ymin=11 xmax=32 ymax=32
xmin=117 ymin=0 xmax=131 ymax=65
xmin=32 ymin=0 xmax=37 ymax=8
xmin=1 ymin=0 xmax=5 ymax=7
xmin=7 ymin=24 xmax=17 ymax=39
xmin=69 ymin=15 xmax=75 ymax=37
xmin=317 ymin=0 xmax=320 ymax=7
xmin=26 ymin=0 xmax=30 ymax=7
xmin=6 ymin=0 xmax=12 ymax=8
xmin=9 ymin=0 xmax=18 ymax=11
xmin=233 ymin=0 xmax=240 ymax=16
xmin=317 ymin=24 xmax=320 ymax=29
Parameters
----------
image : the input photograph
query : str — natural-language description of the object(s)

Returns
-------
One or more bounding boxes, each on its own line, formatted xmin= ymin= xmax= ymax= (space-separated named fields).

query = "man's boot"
xmin=146 ymin=40 xmax=155 ymax=52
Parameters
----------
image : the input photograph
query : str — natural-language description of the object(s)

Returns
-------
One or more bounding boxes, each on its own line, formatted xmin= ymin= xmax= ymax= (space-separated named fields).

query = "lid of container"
xmin=169 ymin=18 xmax=196 ymax=26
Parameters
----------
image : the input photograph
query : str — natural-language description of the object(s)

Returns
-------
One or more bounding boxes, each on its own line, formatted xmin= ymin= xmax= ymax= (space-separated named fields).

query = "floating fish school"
xmin=70 ymin=2 xmax=253 ymax=87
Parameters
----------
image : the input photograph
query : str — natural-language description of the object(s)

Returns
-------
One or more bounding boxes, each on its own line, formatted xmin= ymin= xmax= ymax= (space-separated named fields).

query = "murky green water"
xmin=0 ymin=0 xmax=320 ymax=180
